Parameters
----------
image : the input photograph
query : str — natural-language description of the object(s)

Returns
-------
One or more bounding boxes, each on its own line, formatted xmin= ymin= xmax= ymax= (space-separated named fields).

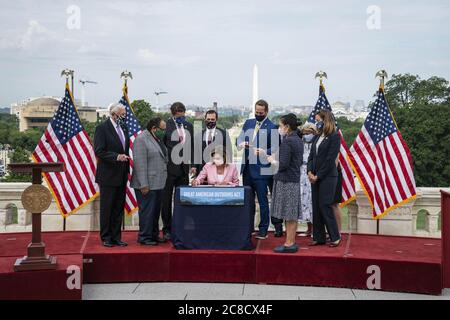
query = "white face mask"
xmin=303 ymin=133 xmax=314 ymax=143
xmin=278 ymin=126 xmax=287 ymax=136
xmin=213 ymin=158 xmax=224 ymax=166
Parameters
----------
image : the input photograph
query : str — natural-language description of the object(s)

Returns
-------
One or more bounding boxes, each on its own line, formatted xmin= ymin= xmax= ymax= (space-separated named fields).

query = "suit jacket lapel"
xmin=149 ymin=132 xmax=166 ymax=159
xmin=317 ymin=136 xmax=329 ymax=155
xmin=171 ymin=118 xmax=182 ymax=142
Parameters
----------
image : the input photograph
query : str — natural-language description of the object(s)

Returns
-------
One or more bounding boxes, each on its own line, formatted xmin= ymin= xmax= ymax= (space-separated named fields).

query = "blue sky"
xmin=1 ymin=0 xmax=449 ymax=109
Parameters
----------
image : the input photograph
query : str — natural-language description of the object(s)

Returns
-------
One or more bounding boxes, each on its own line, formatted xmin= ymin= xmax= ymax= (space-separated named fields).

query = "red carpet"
xmin=0 ymin=231 xmax=443 ymax=299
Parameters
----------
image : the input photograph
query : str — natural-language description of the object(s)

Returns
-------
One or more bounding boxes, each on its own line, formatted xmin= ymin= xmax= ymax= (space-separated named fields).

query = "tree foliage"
xmin=2 ymin=147 xmax=32 ymax=182
xmin=385 ymin=74 xmax=450 ymax=187
xmin=131 ymin=99 xmax=155 ymax=129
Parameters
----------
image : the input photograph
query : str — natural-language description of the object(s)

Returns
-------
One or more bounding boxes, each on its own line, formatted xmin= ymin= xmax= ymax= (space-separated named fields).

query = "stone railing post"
xmin=355 ymin=190 xmax=377 ymax=234
xmin=441 ymin=190 xmax=450 ymax=288
xmin=0 ymin=208 xmax=6 ymax=227
xmin=90 ymin=197 xmax=100 ymax=231
xmin=17 ymin=208 xmax=30 ymax=226
xmin=355 ymin=189 xmax=416 ymax=235
xmin=346 ymin=200 xmax=358 ymax=232
xmin=412 ymin=187 xmax=446 ymax=237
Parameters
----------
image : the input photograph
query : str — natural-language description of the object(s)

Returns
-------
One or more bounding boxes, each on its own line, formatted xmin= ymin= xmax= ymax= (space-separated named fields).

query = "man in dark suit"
xmin=161 ymin=102 xmax=195 ymax=240
xmin=194 ymin=109 xmax=232 ymax=174
xmin=94 ymin=102 xmax=130 ymax=247
xmin=236 ymin=99 xmax=280 ymax=239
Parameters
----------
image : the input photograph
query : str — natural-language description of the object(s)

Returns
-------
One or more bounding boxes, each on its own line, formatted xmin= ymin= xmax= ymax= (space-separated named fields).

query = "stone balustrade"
xmin=0 ymin=182 xmax=447 ymax=238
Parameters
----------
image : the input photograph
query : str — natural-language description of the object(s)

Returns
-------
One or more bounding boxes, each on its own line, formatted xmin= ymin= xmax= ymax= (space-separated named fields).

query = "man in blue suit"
xmin=236 ymin=99 xmax=280 ymax=239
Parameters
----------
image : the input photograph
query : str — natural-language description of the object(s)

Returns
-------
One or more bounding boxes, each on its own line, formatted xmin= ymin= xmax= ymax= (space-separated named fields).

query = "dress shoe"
xmin=156 ymin=237 xmax=167 ymax=243
xmin=273 ymin=243 xmax=298 ymax=253
xmin=308 ymin=241 xmax=326 ymax=246
xmin=139 ymin=240 xmax=157 ymax=246
xmin=102 ymin=241 xmax=114 ymax=247
xmin=163 ymin=232 xmax=171 ymax=241
xmin=274 ymin=225 xmax=283 ymax=237
xmin=274 ymin=232 xmax=283 ymax=238
xmin=113 ymin=240 xmax=128 ymax=247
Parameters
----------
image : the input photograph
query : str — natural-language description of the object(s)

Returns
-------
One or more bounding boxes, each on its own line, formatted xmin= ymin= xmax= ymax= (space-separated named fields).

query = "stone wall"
xmin=0 ymin=182 xmax=447 ymax=237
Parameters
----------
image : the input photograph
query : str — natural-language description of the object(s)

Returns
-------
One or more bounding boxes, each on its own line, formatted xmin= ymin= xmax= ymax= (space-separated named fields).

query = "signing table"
xmin=172 ymin=186 xmax=255 ymax=250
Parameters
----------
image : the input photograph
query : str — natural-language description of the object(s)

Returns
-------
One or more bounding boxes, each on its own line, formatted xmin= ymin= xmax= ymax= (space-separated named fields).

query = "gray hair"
xmin=108 ymin=102 xmax=126 ymax=116
xmin=301 ymin=122 xmax=318 ymax=133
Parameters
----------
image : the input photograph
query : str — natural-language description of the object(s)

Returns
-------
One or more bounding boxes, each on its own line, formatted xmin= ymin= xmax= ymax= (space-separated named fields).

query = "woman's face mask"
xmin=303 ymin=133 xmax=315 ymax=143
xmin=315 ymin=120 xmax=324 ymax=130
xmin=154 ymin=128 xmax=165 ymax=139
xmin=213 ymin=157 xmax=224 ymax=166
xmin=278 ymin=124 xmax=288 ymax=136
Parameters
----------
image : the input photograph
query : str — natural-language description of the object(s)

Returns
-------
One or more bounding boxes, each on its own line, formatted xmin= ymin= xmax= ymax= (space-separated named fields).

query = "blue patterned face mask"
xmin=315 ymin=121 xmax=324 ymax=130
xmin=175 ymin=116 xmax=186 ymax=125
xmin=303 ymin=133 xmax=314 ymax=143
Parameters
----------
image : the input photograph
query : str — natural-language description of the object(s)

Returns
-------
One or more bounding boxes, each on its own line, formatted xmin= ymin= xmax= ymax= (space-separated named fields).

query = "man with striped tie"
xmin=94 ymin=103 xmax=130 ymax=247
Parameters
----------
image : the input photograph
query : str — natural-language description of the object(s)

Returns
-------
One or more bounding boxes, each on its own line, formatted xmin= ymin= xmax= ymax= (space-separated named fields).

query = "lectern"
xmin=8 ymin=162 xmax=64 ymax=272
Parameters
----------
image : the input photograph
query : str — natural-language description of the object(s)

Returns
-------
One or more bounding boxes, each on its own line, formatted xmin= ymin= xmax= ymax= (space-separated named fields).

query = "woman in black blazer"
xmin=307 ymin=110 xmax=341 ymax=247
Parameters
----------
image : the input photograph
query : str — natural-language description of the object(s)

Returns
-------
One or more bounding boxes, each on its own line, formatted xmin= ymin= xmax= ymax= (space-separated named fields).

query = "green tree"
xmin=217 ymin=114 xmax=244 ymax=130
xmin=335 ymin=117 xmax=364 ymax=146
xmin=384 ymin=73 xmax=421 ymax=109
xmin=131 ymin=99 xmax=154 ymax=129
xmin=0 ymin=114 xmax=20 ymax=146
xmin=11 ymin=128 xmax=43 ymax=151
xmin=2 ymin=147 xmax=32 ymax=182
xmin=384 ymin=74 xmax=450 ymax=187
xmin=385 ymin=73 xmax=450 ymax=110
xmin=80 ymin=119 xmax=99 ymax=142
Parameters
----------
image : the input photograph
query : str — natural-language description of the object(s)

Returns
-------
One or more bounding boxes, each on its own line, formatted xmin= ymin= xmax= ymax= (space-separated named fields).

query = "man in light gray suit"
xmin=131 ymin=117 xmax=168 ymax=245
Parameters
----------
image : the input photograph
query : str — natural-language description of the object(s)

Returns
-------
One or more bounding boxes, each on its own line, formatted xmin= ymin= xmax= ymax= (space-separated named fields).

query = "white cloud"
xmin=0 ymin=20 xmax=55 ymax=51
xmin=137 ymin=48 xmax=201 ymax=66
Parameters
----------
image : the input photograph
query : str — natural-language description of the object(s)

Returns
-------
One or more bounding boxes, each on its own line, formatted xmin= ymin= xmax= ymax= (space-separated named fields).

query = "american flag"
xmin=349 ymin=88 xmax=416 ymax=218
xmin=32 ymin=84 xmax=99 ymax=216
xmin=119 ymin=86 xmax=142 ymax=215
xmin=308 ymin=84 xmax=356 ymax=206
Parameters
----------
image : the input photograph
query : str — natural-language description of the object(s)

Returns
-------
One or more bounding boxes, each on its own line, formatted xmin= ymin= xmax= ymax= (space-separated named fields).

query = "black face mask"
xmin=255 ymin=114 xmax=266 ymax=122
xmin=205 ymin=120 xmax=216 ymax=129
xmin=116 ymin=114 xmax=126 ymax=127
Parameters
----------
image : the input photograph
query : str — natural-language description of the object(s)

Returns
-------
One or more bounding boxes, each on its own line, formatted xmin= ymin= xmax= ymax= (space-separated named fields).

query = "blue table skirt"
xmin=172 ymin=186 xmax=255 ymax=250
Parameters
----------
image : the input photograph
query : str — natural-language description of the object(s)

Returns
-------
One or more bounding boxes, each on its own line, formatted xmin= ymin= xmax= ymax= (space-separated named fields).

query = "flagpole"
xmin=375 ymin=70 xmax=388 ymax=235
xmin=60 ymin=69 xmax=75 ymax=231
xmin=120 ymin=70 xmax=133 ymax=231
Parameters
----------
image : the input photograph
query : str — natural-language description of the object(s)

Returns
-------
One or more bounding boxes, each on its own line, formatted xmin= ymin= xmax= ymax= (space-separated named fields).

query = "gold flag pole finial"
xmin=375 ymin=70 xmax=388 ymax=91
xmin=60 ymin=69 xmax=74 ymax=86
xmin=315 ymin=71 xmax=328 ymax=89
xmin=120 ymin=70 xmax=133 ymax=95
